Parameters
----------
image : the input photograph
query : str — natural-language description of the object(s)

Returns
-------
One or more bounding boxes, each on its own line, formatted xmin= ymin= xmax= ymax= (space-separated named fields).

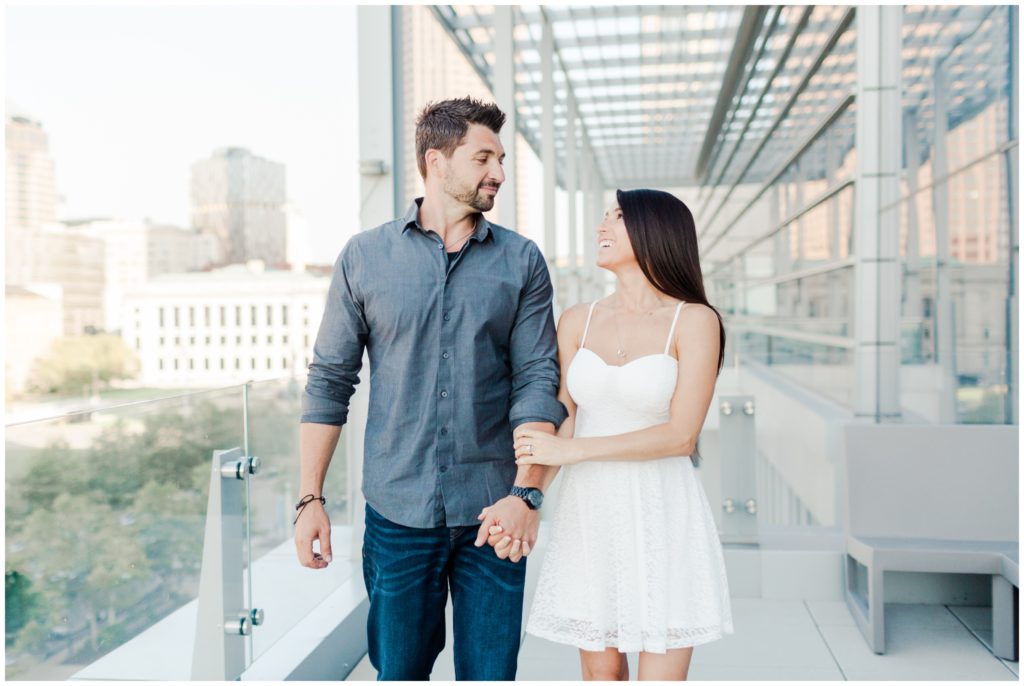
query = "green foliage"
xmin=133 ymin=480 xmax=205 ymax=576
xmin=25 ymin=334 xmax=139 ymax=395
xmin=5 ymin=571 xmax=40 ymax=639
xmin=13 ymin=440 xmax=88 ymax=508
xmin=11 ymin=618 xmax=50 ymax=657
xmin=5 ymin=394 xmax=247 ymax=663
xmin=4 ymin=381 xmax=306 ymax=671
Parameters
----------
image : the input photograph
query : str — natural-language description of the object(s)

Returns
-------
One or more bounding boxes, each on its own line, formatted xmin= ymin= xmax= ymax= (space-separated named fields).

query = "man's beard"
xmin=444 ymin=174 xmax=497 ymax=212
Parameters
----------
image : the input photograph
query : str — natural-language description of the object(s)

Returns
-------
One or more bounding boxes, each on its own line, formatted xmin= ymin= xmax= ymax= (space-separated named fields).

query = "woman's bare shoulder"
xmin=557 ymin=301 xmax=598 ymax=340
xmin=678 ymin=301 xmax=720 ymax=327
xmin=670 ymin=303 xmax=720 ymax=351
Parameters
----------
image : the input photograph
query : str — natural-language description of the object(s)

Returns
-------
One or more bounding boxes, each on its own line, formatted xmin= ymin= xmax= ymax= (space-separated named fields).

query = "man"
xmin=295 ymin=97 xmax=566 ymax=681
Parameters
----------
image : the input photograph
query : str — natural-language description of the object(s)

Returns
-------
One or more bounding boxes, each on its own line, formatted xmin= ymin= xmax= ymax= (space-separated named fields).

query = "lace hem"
xmin=527 ymin=614 xmax=733 ymax=654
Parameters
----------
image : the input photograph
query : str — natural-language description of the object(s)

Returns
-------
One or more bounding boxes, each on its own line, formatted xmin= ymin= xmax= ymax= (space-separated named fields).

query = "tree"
xmin=4 ymin=392 xmax=272 ymax=661
xmin=5 ymin=571 xmax=41 ymax=641
xmin=133 ymin=480 xmax=205 ymax=579
xmin=8 ymin=493 xmax=151 ymax=653
xmin=25 ymin=334 xmax=138 ymax=396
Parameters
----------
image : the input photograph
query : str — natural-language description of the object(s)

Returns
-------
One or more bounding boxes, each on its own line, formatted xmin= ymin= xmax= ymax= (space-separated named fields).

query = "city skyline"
xmin=7 ymin=4 xmax=361 ymax=263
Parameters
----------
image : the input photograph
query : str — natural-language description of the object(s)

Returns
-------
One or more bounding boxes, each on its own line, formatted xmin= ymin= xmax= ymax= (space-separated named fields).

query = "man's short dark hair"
xmin=415 ymin=97 xmax=506 ymax=179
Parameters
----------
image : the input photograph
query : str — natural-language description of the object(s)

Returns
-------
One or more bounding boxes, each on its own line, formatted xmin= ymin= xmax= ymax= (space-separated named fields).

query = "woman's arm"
xmin=514 ymin=303 xmax=720 ymax=466
xmin=536 ymin=303 xmax=586 ymax=490
xmin=481 ymin=302 xmax=588 ymax=551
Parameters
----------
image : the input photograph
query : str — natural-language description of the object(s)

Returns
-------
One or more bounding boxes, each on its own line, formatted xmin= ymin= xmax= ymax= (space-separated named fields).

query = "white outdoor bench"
xmin=843 ymin=424 xmax=1018 ymax=660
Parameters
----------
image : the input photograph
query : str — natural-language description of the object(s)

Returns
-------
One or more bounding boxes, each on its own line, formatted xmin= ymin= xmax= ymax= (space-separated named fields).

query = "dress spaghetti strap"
xmin=580 ymin=301 xmax=598 ymax=349
xmin=664 ymin=302 xmax=684 ymax=355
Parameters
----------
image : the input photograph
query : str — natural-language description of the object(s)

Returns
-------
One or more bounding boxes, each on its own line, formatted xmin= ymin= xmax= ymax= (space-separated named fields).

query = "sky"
xmin=7 ymin=4 xmax=361 ymax=262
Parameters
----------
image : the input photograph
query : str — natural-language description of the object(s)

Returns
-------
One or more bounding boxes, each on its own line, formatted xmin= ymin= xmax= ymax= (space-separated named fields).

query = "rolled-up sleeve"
xmin=507 ymin=243 xmax=568 ymax=430
xmin=301 ymin=241 xmax=368 ymax=425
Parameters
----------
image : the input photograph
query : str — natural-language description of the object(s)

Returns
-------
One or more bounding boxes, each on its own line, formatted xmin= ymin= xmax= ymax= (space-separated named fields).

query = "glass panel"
xmin=245 ymin=377 xmax=353 ymax=662
xmin=5 ymin=387 xmax=245 ymax=680
xmin=737 ymin=331 xmax=854 ymax=407
xmin=899 ymin=5 xmax=1016 ymax=424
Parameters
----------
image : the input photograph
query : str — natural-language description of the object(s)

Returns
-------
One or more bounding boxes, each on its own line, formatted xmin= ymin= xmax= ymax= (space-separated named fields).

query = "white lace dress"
xmin=526 ymin=302 xmax=733 ymax=654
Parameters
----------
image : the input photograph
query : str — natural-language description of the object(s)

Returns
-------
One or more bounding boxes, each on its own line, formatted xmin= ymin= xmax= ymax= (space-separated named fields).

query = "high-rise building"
xmin=64 ymin=218 xmax=221 ymax=331
xmin=121 ymin=261 xmax=329 ymax=387
xmin=5 ymin=225 xmax=105 ymax=335
xmin=191 ymin=147 xmax=287 ymax=266
xmin=6 ymin=103 xmax=58 ymax=231
xmin=5 ymin=104 xmax=104 ymax=335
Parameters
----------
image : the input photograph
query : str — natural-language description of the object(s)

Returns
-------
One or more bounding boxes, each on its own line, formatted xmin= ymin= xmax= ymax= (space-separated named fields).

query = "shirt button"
xmin=441 ymin=427 xmax=448 ymax=435
xmin=440 ymin=390 xmax=448 ymax=398
xmin=440 ymin=466 xmax=448 ymax=473
xmin=443 ymin=312 xmax=451 ymax=322
xmin=442 ymin=351 xmax=449 ymax=359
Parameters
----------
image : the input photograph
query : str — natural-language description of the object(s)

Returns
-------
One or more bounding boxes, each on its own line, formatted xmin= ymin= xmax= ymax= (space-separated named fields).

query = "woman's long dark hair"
xmin=617 ymin=188 xmax=726 ymax=374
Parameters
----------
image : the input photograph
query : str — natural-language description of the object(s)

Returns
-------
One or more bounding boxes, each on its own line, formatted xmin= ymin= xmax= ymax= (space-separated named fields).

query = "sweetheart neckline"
xmin=571 ymin=346 xmax=678 ymax=370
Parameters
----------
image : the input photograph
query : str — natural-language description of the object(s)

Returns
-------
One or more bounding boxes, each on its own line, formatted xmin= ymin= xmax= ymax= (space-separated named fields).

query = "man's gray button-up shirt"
xmin=301 ymin=198 xmax=567 ymax=528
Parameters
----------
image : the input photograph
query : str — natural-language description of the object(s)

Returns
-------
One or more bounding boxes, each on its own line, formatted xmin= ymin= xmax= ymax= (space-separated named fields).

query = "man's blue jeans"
xmin=362 ymin=504 xmax=527 ymax=681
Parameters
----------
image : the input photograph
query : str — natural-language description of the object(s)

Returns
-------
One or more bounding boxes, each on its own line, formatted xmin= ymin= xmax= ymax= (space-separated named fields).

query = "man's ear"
xmin=425 ymin=149 xmax=445 ymax=179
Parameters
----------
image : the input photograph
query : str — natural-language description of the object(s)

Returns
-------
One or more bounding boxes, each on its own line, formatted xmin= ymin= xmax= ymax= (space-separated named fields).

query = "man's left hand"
xmin=474 ymin=496 xmax=538 ymax=563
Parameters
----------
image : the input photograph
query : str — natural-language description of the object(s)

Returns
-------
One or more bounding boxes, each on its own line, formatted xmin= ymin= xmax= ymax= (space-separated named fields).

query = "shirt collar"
xmin=401 ymin=197 xmax=493 ymax=243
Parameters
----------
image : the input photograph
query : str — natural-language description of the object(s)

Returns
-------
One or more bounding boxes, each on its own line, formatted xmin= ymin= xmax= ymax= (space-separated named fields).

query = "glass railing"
xmin=244 ymin=378 xmax=353 ymax=663
xmin=731 ymin=329 xmax=855 ymax=408
xmin=4 ymin=377 xmax=350 ymax=681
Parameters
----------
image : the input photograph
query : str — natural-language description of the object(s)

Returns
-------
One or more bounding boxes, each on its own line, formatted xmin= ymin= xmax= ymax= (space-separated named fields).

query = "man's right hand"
xmin=294 ymin=500 xmax=333 ymax=569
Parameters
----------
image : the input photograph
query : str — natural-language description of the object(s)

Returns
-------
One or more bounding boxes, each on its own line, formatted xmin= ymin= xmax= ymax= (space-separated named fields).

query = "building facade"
xmin=6 ymin=105 xmax=58 ymax=232
xmin=5 ymin=284 xmax=64 ymax=397
xmin=190 ymin=147 xmax=288 ymax=267
xmin=64 ymin=218 xmax=220 ymax=332
xmin=121 ymin=262 xmax=328 ymax=387
xmin=6 ymin=225 xmax=105 ymax=335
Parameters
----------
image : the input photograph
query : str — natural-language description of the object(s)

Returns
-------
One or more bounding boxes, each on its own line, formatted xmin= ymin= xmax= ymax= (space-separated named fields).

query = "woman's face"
xmin=595 ymin=202 xmax=636 ymax=270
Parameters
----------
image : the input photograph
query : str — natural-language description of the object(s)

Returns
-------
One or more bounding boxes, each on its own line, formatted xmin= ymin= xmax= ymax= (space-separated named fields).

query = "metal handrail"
xmin=707 ymin=176 xmax=856 ymax=275
xmin=729 ymin=322 xmax=856 ymax=349
xmin=4 ymin=376 xmax=299 ymax=427
xmin=714 ymin=257 xmax=857 ymax=289
xmin=703 ymin=93 xmax=857 ymax=257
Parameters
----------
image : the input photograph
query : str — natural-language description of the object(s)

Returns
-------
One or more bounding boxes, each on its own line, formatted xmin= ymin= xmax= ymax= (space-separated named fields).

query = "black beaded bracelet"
xmin=293 ymin=494 xmax=326 ymax=525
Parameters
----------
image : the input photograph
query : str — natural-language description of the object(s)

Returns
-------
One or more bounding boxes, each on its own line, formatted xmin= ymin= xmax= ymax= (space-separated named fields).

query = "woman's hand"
xmin=513 ymin=426 xmax=584 ymax=466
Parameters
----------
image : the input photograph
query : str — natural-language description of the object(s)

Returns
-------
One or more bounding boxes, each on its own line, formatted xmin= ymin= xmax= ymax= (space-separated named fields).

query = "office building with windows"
xmin=190 ymin=147 xmax=288 ymax=267
xmin=121 ymin=262 xmax=328 ymax=387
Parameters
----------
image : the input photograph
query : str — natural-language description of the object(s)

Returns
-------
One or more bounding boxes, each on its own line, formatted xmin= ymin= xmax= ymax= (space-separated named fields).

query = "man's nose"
xmin=490 ymin=161 xmax=506 ymax=184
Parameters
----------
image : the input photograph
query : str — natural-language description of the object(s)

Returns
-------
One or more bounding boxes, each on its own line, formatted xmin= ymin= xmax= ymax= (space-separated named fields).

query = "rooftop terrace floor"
xmin=348 ymin=598 xmax=1017 ymax=681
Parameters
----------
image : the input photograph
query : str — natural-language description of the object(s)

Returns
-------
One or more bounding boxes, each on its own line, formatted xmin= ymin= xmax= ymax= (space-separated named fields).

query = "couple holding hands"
xmin=295 ymin=97 xmax=732 ymax=681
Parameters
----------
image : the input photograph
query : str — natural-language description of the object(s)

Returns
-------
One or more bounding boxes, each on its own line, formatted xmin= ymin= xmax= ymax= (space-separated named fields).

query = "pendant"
xmin=616 ymin=348 xmax=627 ymax=358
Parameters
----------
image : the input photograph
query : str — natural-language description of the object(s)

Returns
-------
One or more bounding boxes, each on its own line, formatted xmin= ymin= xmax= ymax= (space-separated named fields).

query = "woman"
xmin=506 ymin=189 xmax=732 ymax=680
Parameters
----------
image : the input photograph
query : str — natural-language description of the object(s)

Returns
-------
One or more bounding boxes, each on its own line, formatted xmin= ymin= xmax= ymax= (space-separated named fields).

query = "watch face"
xmin=527 ymin=490 xmax=544 ymax=508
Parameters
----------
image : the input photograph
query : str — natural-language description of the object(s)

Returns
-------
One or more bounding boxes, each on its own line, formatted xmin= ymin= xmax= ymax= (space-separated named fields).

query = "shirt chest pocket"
xmin=364 ymin=269 xmax=438 ymax=337
xmin=448 ymin=272 xmax=520 ymax=342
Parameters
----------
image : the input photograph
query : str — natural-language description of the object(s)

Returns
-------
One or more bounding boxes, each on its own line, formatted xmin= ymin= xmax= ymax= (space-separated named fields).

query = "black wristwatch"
xmin=510 ymin=486 xmax=544 ymax=510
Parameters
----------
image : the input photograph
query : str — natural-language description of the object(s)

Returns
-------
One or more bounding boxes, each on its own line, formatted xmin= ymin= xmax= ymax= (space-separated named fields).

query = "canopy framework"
xmin=430 ymin=5 xmax=1009 ymax=248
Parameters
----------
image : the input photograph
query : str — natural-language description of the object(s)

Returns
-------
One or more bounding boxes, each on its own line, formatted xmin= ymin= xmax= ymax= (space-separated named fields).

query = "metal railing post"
xmin=718 ymin=395 xmax=759 ymax=544
xmin=191 ymin=447 xmax=263 ymax=680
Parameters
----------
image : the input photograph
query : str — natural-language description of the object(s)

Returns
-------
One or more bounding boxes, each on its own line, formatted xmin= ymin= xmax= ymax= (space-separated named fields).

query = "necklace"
xmin=443 ymin=225 xmax=476 ymax=251
xmin=609 ymin=296 xmax=664 ymax=359
xmin=612 ymin=308 xmax=628 ymax=359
